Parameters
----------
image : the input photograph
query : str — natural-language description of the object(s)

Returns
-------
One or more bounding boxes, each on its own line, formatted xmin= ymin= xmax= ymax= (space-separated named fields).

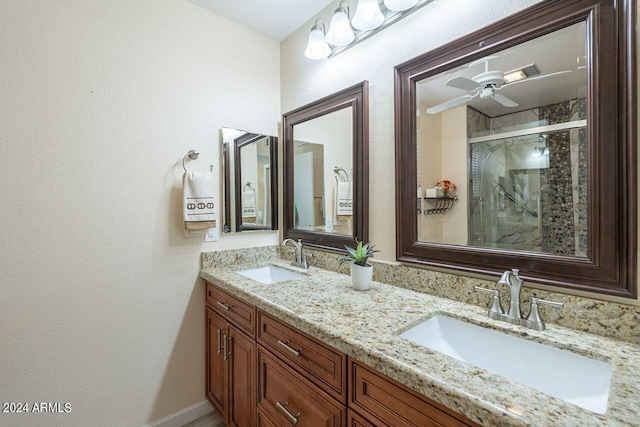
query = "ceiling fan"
xmin=426 ymin=58 xmax=571 ymax=115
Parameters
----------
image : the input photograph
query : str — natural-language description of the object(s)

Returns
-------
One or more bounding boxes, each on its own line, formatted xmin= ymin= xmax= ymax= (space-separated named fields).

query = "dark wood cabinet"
xmin=227 ymin=326 xmax=256 ymax=427
xmin=205 ymin=284 xmax=257 ymax=427
xmin=349 ymin=359 xmax=479 ymax=427
xmin=257 ymin=310 xmax=347 ymax=403
xmin=205 ymin=281 xmax=478 ymax=427
xmin=257 ymin=348 xmax=345 ymax=426
xmin=206 ymin=307 xmax=228 ymax=421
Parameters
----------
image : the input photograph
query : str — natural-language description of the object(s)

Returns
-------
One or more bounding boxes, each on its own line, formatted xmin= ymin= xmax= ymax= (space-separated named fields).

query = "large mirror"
xmin=220 ymin=127 xmax=277 ymax=232
xmin=283 ymin=81 xmax=369 ymax=250
xmin=395 ymin=0 xmax=636 ymax=297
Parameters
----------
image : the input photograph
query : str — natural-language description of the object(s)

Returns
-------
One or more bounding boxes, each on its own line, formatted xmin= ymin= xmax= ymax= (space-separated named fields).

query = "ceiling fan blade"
xmin=446 ymin=76 xmax=479 ymax=91
xmin=492 ymin=93 xmax=519 ymax=107
xmin=502 ymin=70 xmax=571 ymax=88
xmin=427 ymin=95 xmax=474 ymax=115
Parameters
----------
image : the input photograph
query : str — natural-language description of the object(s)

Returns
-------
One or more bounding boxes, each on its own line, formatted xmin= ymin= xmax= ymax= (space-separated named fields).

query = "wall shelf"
xmin=422 ymin=196 xmax=458 ymax=215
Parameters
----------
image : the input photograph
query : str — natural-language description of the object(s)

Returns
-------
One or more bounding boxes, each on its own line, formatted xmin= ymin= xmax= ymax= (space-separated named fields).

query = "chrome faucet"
xmin=498 ymin=269 xmax=524 ymax=321
xmin=282 ymin=238 xmax=311 ymax=269
xmin=474 ymin=269 xmax=563 ymax=331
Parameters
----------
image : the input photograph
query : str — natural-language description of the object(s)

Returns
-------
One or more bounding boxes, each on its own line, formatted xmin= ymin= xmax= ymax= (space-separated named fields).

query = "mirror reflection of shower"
xmin=468 ymin=113 xmax=586 ymax=256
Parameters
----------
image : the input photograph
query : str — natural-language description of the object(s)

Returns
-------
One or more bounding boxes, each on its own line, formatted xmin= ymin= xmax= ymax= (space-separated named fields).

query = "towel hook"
xmin=182 ymin=150 xmax=200 ymax=172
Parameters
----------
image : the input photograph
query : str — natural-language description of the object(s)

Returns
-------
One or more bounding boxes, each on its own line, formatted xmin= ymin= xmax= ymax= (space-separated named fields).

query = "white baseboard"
xmin=145 ymin=400 xmax=219 ymax=427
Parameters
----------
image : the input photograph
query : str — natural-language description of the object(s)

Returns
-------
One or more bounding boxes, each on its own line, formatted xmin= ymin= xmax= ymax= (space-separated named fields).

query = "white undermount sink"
xmin=400 ymin=315 xmax=612 ymax=414
xmin=236 ymin=265 xmax=304 ymax=284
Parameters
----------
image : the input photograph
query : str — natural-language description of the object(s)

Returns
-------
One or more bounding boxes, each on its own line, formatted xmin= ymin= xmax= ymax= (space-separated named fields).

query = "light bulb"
xmin=304 ymin=21 xmax=331 ymax=60
xmin=384 ymin=0 xmax=419 ymax=11
xmin=531 ymin=147 xmax=542 ymax=158
xmin=326 ymin=4 xmax=355 ymax=46
xmin=352 ymin=0 xmax=384 ymax=31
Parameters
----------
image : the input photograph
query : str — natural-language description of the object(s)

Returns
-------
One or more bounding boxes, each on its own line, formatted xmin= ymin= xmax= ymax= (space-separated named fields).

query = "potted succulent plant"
xmin=339 ymin=238 xmax=379 ymax=290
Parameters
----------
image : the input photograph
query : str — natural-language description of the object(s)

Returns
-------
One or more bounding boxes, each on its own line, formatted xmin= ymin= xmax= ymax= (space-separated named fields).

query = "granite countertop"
xmin=200 ymin=259 xmax=640 ymax=426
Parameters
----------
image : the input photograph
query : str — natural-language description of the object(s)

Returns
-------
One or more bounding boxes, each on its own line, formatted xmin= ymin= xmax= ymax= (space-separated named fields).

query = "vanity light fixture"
xmin=304 ymin=19 xmax=331 ymax=60
xmin=352 ymin=0 xmax=385 ymax=30
xmin=326 ymin=2 xmax=355 ymax=46
xmin=304 ymin=0 xmax=434 ymax=60
xmin=384 ymin=0 xmax=419 ymax=11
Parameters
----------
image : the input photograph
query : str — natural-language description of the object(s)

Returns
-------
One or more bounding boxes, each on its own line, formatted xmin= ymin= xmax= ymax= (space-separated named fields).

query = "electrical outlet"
xmin=204 ymin=228 xmax=218 ymax=242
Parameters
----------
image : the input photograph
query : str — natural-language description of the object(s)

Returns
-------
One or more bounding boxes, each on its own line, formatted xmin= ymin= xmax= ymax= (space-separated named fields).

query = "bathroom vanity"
xmin=205 ymin=279 xmax=476 ymax=426
xmin=200 ymin=249 xmax=640 ymax=426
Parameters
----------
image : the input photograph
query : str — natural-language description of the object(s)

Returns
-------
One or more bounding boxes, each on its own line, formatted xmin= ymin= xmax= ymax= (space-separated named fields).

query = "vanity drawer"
xmin=349 ymin=359 xmax=478 ymax=427
xmin=206 ymin=282 xmax=256 ymax=338
xmin=258 ymin=348 xmax=345 ymax=426
xmin=258 ymin=310 xmax=347 ymax=403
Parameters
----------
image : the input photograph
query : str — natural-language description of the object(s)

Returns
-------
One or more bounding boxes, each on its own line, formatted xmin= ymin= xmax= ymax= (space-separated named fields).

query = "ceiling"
xmin=418 ymin=21 xmax=587 ymax=118
xmin=187 ymin=0 xmax=335 ymax=41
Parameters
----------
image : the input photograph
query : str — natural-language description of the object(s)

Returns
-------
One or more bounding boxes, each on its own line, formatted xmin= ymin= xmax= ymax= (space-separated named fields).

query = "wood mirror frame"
xmin=233 ymin=133 xmax=278 ymax=232
xmin=394 ymin=0 xmax=637 ymax=297
xmin=283 ymin=81 xmax=369 ymax=251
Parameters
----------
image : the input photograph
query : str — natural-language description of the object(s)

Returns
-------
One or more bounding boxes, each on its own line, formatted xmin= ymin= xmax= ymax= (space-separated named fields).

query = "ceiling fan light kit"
xmin=427 ymin=58 xmax=572 ymax=114
xmin=304 ymin=0 xmax=434 ymax=60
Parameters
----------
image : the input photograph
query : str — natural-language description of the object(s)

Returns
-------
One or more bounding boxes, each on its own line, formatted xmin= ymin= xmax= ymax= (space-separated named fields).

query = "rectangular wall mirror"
xmin=283 ymin=81 xmax=369 ymax=251
xmin=220 ymin=127 xmax=278 ymax=233
xmin=395 ymin=0 xmax=636 ymax=297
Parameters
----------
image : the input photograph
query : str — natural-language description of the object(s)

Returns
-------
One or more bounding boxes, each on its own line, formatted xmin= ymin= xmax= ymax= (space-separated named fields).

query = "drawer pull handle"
xmin=277 ymin=340 xmax=301 ymax=357
xmin=216 ymin=329 xmax=222 ymax=354
xmin=276 ymin=401 xmax=300 ymax=425
xmin=216 ymin=301 xmax=231 ymax=311
xmin=222 ymin=333 xmax=228 ymax=360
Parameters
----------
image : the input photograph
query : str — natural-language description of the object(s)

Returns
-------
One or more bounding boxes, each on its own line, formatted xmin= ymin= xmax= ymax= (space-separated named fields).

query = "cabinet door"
xmin=228 ymin=325 xmax=256 ymax=427
xmin=206 ymin=308 xmax=228 ymax=423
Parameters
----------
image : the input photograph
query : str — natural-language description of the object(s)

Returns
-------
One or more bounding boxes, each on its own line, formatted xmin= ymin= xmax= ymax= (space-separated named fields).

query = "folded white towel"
xmin=336 ymin=181 xmax=353 ymax=219
xmin=183 ymin=171 xmax=216 ymax=236
xmin=242 ymin=188 xmax=256 ymax=218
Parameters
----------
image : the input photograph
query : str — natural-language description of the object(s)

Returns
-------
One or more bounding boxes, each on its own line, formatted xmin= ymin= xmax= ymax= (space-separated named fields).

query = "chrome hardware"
xmin=282 ymin=238 xmax=310 ymax=269
xmin=216 ymin=329 xmax=222 ymax=354
xmin=226 ymin=335 xmax=232 ymax=359
xmin=222 ymin=333 xmax=228 ymax=360
xmin=277 ymin=340 xmax=301 ymax=357
xmin=473 ymin=286 xmax=504 ymax=320
xmin=476 ymin=270 xmax=564 ymax=331
xmin=216 ymin=301 xmax=231 ymax=311
xmin=276 ymin=401 xmax=300 ymax=425
xmin=524 ymin=296 xmax=564 ymax=331
xmin=497 ymin=268 xmax=523 ymax=321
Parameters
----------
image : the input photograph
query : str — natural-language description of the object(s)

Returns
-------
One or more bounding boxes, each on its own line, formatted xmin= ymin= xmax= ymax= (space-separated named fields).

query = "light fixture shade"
xmin=384 ymin=0 xmax=419 ymax=11
xmin=326 ymin=6 xmax=355 ymax=46
xmin=352 ymin=0 xmax=384 ymax=31
xmin=304 ymin=22 xmax=331 ymax=60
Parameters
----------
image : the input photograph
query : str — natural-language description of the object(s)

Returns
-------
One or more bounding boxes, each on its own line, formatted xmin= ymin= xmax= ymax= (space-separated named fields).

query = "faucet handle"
xmin=302 ymin=252 xmax=312 ymax=268
xmin=474 ymin=286 xmax=504 ymax=319
xmin=525 ymin=296 xmax=563 ymax=330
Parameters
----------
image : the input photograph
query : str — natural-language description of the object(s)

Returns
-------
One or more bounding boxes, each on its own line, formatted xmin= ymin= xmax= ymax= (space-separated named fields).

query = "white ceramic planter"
xmin=350 ymin=263 xmax=373 ymax=291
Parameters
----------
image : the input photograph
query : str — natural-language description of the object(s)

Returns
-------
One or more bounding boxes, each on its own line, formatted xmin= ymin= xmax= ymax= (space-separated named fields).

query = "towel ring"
xmin=182 ymin=150 xmax=200 ymax=172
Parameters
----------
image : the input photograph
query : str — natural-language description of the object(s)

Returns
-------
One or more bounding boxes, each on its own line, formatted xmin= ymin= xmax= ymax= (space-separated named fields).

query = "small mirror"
xmin=220 ymin=127 xmax=277 ymax=232
xmin=283 ymin=82 xmax=369 ymax=250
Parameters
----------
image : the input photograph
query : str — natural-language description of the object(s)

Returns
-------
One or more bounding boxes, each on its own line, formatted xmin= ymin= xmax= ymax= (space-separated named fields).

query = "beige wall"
xmin=280 ymin=0 xmax=640 ymax=305
xmin=280 ymin=0 xmax=545 ymax=260
xmin=0 ymin=0 xmax=280 ymax=426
